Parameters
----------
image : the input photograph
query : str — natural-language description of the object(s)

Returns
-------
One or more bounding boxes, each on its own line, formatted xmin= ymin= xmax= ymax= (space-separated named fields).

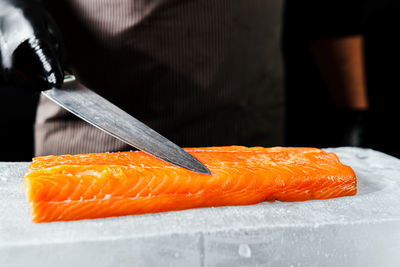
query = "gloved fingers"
xmin=8 ymin=37 xmax=64 ymax=91
xmin=0 ymin=1 xmax=66 ymax=91
xmin=336 ymin=109 xmax=368 ymax=147
xmin=338 ymin=124 xmax=365 ymax=147
xmin=0 ymin=51 xmax=5 ymax=84
xmin=43 ymin=12 xmax=69 ymax=71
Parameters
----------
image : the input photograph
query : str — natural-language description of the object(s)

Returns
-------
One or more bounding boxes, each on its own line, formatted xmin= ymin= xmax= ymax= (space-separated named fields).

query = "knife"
xmin=41 ymin=75 xmax=211 ymax=175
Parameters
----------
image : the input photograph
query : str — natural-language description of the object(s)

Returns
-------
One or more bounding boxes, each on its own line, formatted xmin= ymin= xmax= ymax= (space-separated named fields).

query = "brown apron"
xmin=35 ymin=0 xmax=284 ymax=156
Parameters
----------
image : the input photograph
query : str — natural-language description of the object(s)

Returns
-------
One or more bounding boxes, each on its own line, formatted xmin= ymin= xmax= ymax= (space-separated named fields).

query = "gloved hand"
xmin=0 ymin=0 xmax=65 ymax=91
xmin=336 ymin=109 xmax=368 ymax=147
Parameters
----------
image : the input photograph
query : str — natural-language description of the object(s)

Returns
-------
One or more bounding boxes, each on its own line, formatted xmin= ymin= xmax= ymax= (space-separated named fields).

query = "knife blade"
xmin=41 ymin=75 xmax=211 ymax=175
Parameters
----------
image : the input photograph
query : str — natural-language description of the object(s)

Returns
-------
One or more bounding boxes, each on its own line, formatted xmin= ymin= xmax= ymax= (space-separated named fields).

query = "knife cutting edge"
xmin=41 ymin=75 xmax=211 ymax=175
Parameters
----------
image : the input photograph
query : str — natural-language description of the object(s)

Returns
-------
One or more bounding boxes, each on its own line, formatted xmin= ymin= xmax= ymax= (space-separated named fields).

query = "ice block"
xmin=1 ymin=147 xmax=400 ymax=267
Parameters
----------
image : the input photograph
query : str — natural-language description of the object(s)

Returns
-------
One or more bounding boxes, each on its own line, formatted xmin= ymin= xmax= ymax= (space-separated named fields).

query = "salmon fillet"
xmin=23 ymin=146 xmax=357 ymax=223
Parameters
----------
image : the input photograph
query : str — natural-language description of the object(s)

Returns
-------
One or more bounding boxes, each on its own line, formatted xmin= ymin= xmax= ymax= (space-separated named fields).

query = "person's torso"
xmin=36 ymin=0 xmax=284 ymax=155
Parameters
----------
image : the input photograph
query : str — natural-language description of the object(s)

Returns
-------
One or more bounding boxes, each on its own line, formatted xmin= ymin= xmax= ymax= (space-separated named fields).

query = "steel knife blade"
xmin=41 ymin=75 xmax=211 ymax=175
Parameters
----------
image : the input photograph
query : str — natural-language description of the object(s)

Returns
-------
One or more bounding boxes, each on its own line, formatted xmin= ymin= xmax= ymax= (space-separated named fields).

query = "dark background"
xmin=283 ymin=0 xmax=400 ymax=158
xmin=0 ymin=0 xmax=399 ymax=161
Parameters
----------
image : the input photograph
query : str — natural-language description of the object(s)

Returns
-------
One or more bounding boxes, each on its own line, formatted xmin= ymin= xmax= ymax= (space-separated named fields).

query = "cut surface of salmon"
xmin=24 ymin=146 xmax=357 ymax=223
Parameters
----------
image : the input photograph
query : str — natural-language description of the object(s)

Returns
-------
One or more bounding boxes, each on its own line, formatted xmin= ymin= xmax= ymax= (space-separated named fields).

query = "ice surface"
xmin=1 ymin=147 xmax=400 ymax=266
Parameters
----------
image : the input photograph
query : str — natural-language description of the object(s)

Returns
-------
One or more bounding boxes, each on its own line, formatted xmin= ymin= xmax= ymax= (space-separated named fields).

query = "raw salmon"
xmin=24 ymin=146 xmax=357 ymax=223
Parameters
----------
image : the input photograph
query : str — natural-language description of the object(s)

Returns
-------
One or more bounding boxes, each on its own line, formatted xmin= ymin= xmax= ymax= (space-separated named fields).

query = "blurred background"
xmin=284 ymin=0 xmax=400 ymax=157
xmin=0 ymin=0 xmax=398 ymax=161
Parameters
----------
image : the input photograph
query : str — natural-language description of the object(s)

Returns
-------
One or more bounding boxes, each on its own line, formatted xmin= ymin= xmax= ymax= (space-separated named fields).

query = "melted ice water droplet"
xmin=238 ymin=244 xmax=252 ymax=258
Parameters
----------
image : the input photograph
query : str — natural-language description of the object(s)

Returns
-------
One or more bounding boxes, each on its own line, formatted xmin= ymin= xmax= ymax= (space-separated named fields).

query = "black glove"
xmin=336 ymin=109 xmax=368 ymax=147
xmin=0 ymin=0 xmax=65 ymax=91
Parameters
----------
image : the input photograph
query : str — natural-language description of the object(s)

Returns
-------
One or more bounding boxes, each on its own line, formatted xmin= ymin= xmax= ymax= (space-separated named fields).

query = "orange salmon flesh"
xmin=23 ymin=146 xmax=357 ymax=223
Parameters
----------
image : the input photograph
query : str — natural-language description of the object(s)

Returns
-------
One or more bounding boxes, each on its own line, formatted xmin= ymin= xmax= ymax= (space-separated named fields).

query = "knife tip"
xmin=195 ymin=166 xmax=212 ymax=175
xmin=187 ymin=159 xmax=212 ymax=175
